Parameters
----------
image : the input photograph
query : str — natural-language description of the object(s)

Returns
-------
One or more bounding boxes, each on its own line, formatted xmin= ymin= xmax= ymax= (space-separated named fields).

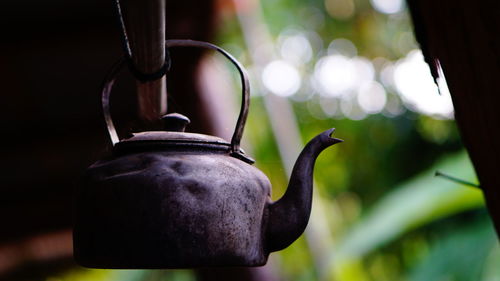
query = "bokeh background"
xmin=0 ymin=0 xmax=497 ymax=280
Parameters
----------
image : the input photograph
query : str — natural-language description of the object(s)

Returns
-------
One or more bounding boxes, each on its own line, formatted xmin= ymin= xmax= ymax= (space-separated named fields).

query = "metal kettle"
xmin=73 ymin=39 xmax=343 ymax=269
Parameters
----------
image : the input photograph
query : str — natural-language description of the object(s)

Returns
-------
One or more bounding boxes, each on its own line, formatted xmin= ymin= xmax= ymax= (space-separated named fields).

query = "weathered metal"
xmin=73 ymin=40 xmax=343 ymax=268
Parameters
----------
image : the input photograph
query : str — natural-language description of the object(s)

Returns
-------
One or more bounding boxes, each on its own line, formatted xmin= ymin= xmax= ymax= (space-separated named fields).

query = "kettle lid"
xmin=114 ymin=113 xmax=254 ymax=164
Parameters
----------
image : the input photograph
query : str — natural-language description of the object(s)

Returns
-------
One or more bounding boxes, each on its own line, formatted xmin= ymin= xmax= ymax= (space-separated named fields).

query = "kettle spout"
xmin=266 ymin=128 xmax=342 ymax=252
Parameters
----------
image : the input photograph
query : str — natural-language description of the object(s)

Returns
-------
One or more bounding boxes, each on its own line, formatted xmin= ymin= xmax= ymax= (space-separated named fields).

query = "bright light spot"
xmin=370 ymin=0 xmax=404 ymax=14
xmin=357 ymin=81 xmax=387 ymax=114
xmin=394 ymin=50 xmax=454 ymax=118
xmin=325 ymin=0 xmax=355 ymax=20
xmin=341 ymin=97 xmax=367 ymax=120
xmin=328 ymin=38 xmax=357 ymax=57
xmin=280 ymin=34 xmax=313 ymax=65
xmin=262 ymin=60 xmax=301 ymax=97
xmin=380 ymin=62 xmax=396 ymax=89
xmin=313 ymin=54 xmax=375 ymax=99
xmin=320 ymin=98 xmax=339 ymax=117
xmin=372 ymin=57 xmax=390 ymax=70
xmin=314 ymin=55 xmax=356 ymax=97
xmin=383 ymin=95 xmax=405 ymax=117
xmin=352 ymin=57 xmax=375 ymax=84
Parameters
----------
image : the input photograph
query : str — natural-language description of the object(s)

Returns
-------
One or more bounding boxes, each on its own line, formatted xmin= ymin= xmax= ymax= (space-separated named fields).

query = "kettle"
xmin=73 ymin=39 xmax=343 ymax=269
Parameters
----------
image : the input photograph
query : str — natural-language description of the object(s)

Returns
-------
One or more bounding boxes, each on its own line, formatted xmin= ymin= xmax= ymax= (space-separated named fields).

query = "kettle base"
xmin=74 ymin=152 xmax=273 ymax=269
xmin=74 ymin=248 xmax=269 ymax=269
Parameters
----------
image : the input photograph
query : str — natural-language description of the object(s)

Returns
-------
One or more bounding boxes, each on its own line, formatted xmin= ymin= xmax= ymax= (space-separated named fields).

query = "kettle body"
xmin=73 ymin=40 xmax=342 ymax=268
xmin=75 ymin=150 xmax=272 ymax=268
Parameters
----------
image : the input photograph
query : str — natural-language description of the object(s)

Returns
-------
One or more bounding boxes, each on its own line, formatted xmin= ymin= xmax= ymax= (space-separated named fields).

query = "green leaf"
xmin=332 ymin=151 xmax=483 ymax=262
xmin=408 ymin=217 xmax=496 ymax=281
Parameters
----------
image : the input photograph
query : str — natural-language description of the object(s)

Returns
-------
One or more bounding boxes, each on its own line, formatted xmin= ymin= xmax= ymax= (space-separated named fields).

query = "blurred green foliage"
xmin=214 ymin=0 xmax=497 ymax=280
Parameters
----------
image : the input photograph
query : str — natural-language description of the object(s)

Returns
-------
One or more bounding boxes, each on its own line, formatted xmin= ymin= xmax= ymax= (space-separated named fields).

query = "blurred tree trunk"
xmin=408 ymin=0 xmax=500 ymax=235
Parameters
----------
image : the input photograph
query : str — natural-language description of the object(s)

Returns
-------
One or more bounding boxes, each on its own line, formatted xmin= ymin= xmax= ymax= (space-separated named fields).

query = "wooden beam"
xmin=119 ymin=0 xmax=167 ymax=123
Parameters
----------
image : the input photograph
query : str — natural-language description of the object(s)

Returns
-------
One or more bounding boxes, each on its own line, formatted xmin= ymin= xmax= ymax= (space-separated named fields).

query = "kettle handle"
xmin=102 ymin=39 xmax=250 ymax=157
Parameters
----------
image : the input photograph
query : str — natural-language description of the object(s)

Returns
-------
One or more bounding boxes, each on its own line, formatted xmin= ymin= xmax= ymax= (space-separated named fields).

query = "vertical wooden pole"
xmin=119 ymin=0 xmax=166 ymax=123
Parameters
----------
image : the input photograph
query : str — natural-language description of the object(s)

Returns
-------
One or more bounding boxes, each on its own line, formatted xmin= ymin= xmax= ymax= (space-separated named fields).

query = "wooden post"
xmin=119 ymin=0 xmax=167 ymax=123
xmin=408 ymin=0 xmax=500 ymax=235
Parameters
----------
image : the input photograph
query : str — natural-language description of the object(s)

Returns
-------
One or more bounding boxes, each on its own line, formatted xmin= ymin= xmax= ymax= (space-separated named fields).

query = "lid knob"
xmin=162 ymin=113 xmax=190 ymax=132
